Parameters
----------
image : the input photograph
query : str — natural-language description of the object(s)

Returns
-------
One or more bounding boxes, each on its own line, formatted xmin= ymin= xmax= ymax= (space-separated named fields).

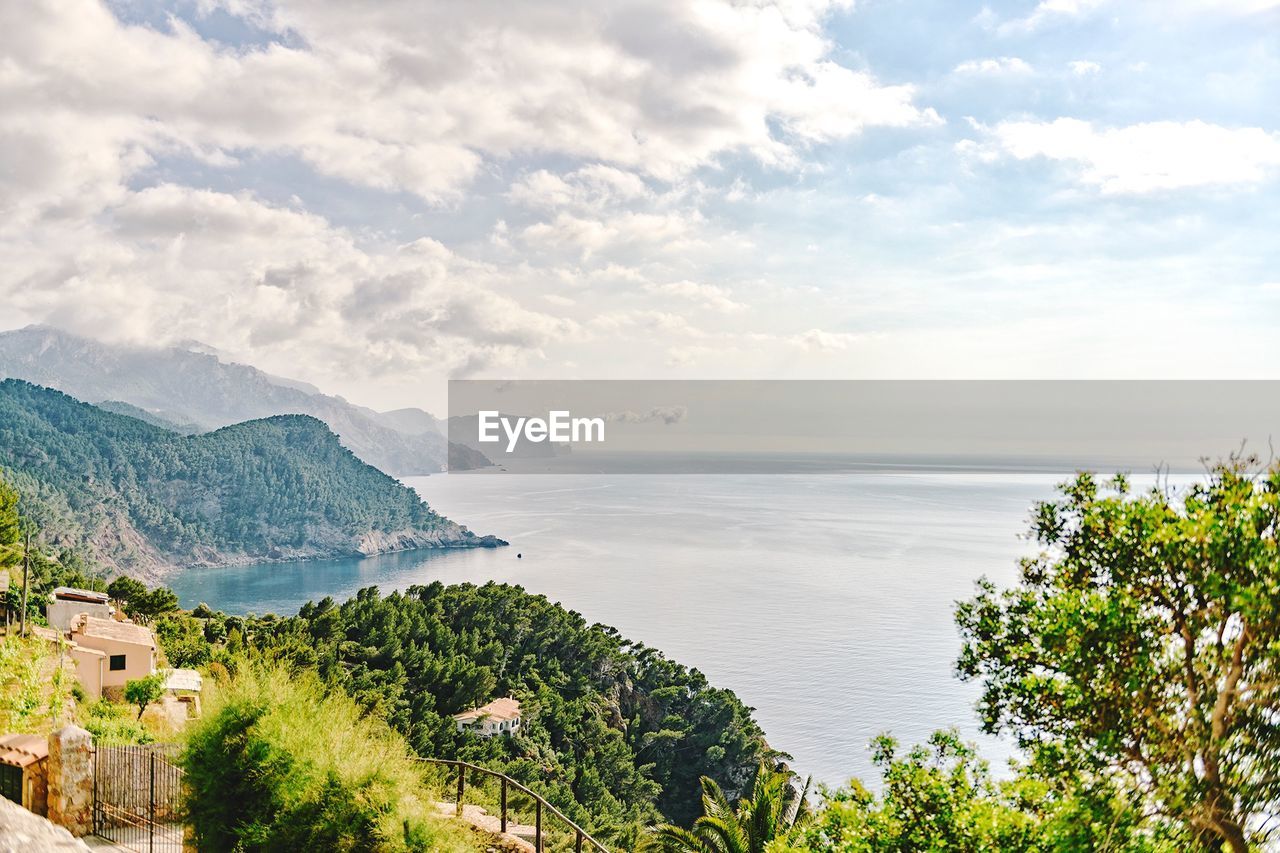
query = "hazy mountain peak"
xmin=0 ymin=325 xmax=453 ymax=475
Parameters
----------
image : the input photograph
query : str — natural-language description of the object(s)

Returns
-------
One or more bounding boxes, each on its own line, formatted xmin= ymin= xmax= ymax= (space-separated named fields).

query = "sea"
xmin=167 ymin=462 xmax=1183 ymax=788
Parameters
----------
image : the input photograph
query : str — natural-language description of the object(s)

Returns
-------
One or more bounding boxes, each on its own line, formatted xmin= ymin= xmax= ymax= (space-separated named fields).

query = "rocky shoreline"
xmin=114 ymin=525 xmax=507 ymax=582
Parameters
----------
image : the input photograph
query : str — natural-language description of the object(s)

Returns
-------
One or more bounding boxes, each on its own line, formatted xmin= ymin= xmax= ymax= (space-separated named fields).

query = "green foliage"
xmin=642 ymin=764 xmax=806 ymax=852
xmin=125 ymin=672 xmax=166 ymax=720
xmin=242 ymin=582 xmax=773 ymax=843
xmin=182 ymin=662 xmax=475 ymax=852
xmin=155 ymin=612 xmax=213 ymax=668
xmin=956 ymin=459 xmax=1280 ymax=852
xmin=802 ymin=731 xmax=1034 ymax=852
xmin=0 ymin=476 xmax=19 ymax=569
xmin=107 ymin=575 xmax=146 ymax=604
xmin=785 ymin=731 xmax=1175 ymax=853
xmin=80 ymin=698 xmax=153 ymax=745
xmin=128 ymin=586 xmax=180 ymax=621
xmin=0 ymin=379 xmax=463 ymax=570
xmin=0 ymin=633 xmax=73 ymax=732
xmin=3 ymin=539 xmax=105 ymax=628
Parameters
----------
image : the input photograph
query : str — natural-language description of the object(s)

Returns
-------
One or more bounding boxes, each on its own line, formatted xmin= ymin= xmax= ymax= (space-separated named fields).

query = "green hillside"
xmin=0 ymin=379 xmax=501 ymax=575
xmin=225 ymin=581 xmax=777 ymax=844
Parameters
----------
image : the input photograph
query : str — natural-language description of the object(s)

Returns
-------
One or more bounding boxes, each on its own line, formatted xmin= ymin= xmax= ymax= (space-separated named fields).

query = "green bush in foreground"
xmin=182 ymin=662 xmax=476 ymax=852
xmin=781 ymin=730 xmax=1180 ymax=853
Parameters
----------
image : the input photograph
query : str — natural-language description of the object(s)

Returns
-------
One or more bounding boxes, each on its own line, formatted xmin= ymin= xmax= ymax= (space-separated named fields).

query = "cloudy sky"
xmin=3 ymin=0 xmax=1279 ymax=410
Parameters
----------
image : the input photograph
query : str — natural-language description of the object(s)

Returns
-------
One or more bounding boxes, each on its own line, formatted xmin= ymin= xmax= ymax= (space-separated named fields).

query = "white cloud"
xmin=787 ymin=329 xmax=858 ymax=352
xmin=1162 ymin=0 xmax=1279 ymax=12
xmin=520 ymin=210 xmax=709 ymax=258
xmin=954 ymin=57 xmax=1034 ymax=75
xmin=646 ymin=280 xmax=745 ymax=313
xmin=0 ymin=0 xmax=938 ymax=211
xmin=976 ymin=118 xmax=1280 ymax=193
xmin=2 ymin=0 xmax=1277 ymax=403
xmin=508 ymin=166 xmax=653 ymax=212
xmin=1068 ymin=60 xmax=1102 ymax=75
xmin=997 ymin=0 xmax=1106 ymax=33
xmin=0 ymin=0 xmax=943 ymax=400
xmin=2 ymin=182 xmax=576 ymax=380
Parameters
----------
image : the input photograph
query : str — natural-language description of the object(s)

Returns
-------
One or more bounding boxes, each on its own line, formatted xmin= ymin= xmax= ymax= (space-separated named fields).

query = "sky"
xmin=3 ymin=0 xmax=1279 ymax=411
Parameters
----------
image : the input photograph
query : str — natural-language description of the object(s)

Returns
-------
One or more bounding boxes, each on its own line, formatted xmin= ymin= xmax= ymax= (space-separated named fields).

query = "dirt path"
xmin=434 ymin=802 xmax=537 ymax=852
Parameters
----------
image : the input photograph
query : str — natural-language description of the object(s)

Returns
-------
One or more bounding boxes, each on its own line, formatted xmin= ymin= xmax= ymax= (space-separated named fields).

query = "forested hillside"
xmin=0 ymin=380 xmax=501 ymax=576
xmin=0 ymin=325 xmax=460 ymax=474
xmin=241 ymin=582 xmax=775 ymax=842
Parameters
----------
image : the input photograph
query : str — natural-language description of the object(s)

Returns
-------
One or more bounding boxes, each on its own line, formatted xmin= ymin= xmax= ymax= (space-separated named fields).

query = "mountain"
xmin=96 ymin=400 xmax=202 ymax=434
xmin=0 ymin=380 xmax=504 ymax=578
xmin=374 ymin=407 xmax=440 ymax=435
xmin=0 ymin=326 xmax=467 ymax=475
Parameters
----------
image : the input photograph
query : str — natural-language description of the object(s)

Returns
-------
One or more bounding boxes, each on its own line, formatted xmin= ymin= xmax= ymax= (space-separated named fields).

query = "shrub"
xmin=182 ymin=662 xmax=475 ymax=852
xmin=80 ymin=698 xmax=152 ymax=745
xmin=125 ymin=673 xmax=166 ymax=720
xmin=154 ymin=613 xmax=212 ymax=668
xmin=205 ymin=661 xmax=230 ymax=685
xmin=0 ymin=633 xmax=73 ymax=732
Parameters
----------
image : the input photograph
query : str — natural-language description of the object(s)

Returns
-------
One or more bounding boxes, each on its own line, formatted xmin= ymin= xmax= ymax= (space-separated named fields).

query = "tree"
xmin=0 ymin=479 xmax=20 ymax=625
xmin=124 ymin=673 xmax=166 ymax=720
xmin=132 ymin=586 xmax=180 ymax=620
xmin=798 ymin=730 xmax=1036 ymax=852
xmin=642 ymin=764 xmax=807 ymax=852
xmin=956 ymin=459 xmax=1280 ymax=852
xmin=784 ymin=730 xmax=1170 ymax=853
xmin=0 ymin=478 xmax=19 ymax=569
xmin=107 ymin=575 xmax=146 ymax=605
xmin=154 ymin=613 xmax=213 ymax=668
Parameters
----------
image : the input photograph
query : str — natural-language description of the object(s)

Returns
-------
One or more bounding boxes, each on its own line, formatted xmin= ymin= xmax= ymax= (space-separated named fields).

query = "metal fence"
xmin=93 ymin=744 xmax=184 ymax=853
xmin=417 ymin=758 xmax=611 ymax=852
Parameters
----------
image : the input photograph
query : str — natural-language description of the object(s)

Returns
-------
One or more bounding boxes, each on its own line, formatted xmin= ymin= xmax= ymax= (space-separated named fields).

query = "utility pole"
xmin=19 ymin=530 xmax=30 ymax=638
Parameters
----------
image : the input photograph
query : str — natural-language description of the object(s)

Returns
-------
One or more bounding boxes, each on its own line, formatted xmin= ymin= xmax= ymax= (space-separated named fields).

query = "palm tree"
xmin=642 ymin=764 xmax=810 ymax=853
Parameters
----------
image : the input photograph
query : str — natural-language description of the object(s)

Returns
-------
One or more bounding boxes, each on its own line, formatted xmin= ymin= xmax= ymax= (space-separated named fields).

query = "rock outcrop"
xmin=0 ymin=799 xmax=89 ymax=852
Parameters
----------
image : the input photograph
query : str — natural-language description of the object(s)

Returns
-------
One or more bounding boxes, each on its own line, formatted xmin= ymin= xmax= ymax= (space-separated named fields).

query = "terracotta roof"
xmin=453 ymin=697 xmax=522 ymax=723
xmin=72 ymin=616 xmax=155 ymax=648
xmin=0 ymin=733 xmax=48 ymax=768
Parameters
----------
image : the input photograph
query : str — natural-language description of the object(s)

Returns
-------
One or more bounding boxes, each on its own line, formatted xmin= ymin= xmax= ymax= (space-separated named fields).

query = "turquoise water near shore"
xmin=169 ymin=467 xmax=1089 ymax=787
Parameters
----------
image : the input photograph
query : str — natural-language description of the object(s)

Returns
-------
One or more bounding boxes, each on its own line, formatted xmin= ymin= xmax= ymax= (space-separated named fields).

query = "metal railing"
xmin=415 ymin=758 xmax=611 ymax=852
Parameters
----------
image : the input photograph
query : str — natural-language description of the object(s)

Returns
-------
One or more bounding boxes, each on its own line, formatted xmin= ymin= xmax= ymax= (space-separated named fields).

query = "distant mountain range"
xmin=0 ymin=379 xmax=504 ymax=578
xmin=0 ymin=326 xmax=491 ymax=474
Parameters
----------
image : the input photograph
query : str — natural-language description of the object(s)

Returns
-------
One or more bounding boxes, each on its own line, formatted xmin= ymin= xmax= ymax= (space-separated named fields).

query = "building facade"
xmin=453 ymin=697 xmax=522 ymax=737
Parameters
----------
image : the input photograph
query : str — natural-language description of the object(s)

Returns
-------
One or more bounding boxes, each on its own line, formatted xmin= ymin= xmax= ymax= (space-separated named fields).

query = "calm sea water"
xmin=169 ymin=467 xmax=1093 ymax=787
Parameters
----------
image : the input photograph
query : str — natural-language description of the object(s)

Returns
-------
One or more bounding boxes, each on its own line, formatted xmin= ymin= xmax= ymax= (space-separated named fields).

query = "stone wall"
xmin=25 ymin=757 xmax=48 ymax=817
xmin=46 ymin=726 xmax=92 ymax=837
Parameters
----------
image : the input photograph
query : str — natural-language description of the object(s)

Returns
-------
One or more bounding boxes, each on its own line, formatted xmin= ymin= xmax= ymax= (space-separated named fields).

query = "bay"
xmin=169 ymin=466 xmax=1087 ymax=786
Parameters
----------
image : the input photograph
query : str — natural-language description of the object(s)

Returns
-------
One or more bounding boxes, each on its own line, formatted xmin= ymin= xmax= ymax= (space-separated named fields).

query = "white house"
xmin=453 ymin=697 xmax=522 ymax=737
xmin=67 ymin=615 xmax=157 ymax=700
xmin=45 ymin=587 xmax=113 ymax=632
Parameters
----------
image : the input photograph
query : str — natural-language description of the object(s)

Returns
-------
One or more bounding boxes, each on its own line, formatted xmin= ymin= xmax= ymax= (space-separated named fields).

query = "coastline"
xmin=132 ymin=527 xmax=507 ymax=582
